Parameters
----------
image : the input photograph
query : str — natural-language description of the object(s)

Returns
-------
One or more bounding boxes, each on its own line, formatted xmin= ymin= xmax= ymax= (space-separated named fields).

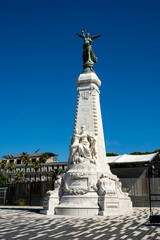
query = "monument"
xmin=42 ymin=30 xmax=132 ymax=216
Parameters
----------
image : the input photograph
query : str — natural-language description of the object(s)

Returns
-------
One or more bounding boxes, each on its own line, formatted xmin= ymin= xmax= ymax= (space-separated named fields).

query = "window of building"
xmin=10 ymin=160 xmax=14 ymax=164
xmin=17 ymin=160 xmax=21 ymax=164
xmin=48 ymin=166 xmax=52 ymax=171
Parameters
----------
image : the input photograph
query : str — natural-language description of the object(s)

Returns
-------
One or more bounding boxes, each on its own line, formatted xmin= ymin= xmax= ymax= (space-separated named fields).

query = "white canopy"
xmin=106 ymin=153 xmax=158 ymax=164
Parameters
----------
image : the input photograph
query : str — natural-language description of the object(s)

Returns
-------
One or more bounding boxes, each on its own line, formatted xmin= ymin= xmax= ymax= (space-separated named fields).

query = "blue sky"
xmin=0 ymin=0 xmax=160 ymax=161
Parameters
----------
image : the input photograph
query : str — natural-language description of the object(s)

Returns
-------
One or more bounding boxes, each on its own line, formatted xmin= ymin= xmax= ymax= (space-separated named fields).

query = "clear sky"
xmin=0 ymin=0 xmax=160 ymax=161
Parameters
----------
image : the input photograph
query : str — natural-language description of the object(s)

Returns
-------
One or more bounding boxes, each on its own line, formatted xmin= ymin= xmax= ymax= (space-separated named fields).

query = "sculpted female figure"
xmin=78 ymin=125 xmax=92 ymax=159
xmin=68 ymin=125 xmax=97 ymax=164
xmin=68 ymin=128 xmax=80 ymax=164
xmin=77 ymin=29 xmax=101 ymax=72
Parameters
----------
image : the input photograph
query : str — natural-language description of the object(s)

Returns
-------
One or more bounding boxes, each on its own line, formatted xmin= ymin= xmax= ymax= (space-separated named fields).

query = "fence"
xmin=2 ymin=178 xmax=160 ymax=207
xmin=5 ymin=181 xmax=53 ymax=206
xmin=0 ymin=188 xmax=8 ymax=205
xmin=121 ymin=178 xmax=160 ymax=207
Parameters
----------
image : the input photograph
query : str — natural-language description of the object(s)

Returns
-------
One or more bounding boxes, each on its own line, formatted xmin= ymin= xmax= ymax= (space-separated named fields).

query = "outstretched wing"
xmin=76 ymin=33 xmax=85 ymax=39
xmin=91 ymin=34 xmax=101 ymax=40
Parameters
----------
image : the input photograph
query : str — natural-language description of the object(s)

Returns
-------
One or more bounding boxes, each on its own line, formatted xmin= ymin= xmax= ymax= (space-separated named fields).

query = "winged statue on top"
xmin=77 ymin=29 xmax=101 ymax=72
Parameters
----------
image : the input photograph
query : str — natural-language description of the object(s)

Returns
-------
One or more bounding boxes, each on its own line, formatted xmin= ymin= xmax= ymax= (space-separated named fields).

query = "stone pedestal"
xmin=55 ymin=162 xmax=99 ymax=216
xmin=98 ymin=175 xmax=132 ymax=216
xmin=42 ymin=71 xmax=132 ymax=216
xmin=41 ymin=190 xmax=59 ymax=215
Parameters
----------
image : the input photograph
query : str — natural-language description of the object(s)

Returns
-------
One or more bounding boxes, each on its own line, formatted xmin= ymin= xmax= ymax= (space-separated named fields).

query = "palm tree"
xmin=0 ymin=160 xmax=7 ymax=175
xmin=50 ymin=168 xmax=63 ymax=189
xmin=14 ymin=171 xmax=24 ymax=183
xmin=0 ymin=160 xmax=7 ymax=170
xmin=39 ymin=153 xmax=49 ymax=163
xmin=32 ymin=160 xmax=41 ymax=181
xmin=7 ymin=163 xmax=15 ymax=172
xmin=33 ymin=160 xmax=41 ymax=172
xmin=7 ymin=163 xmax=15 ymax=182
xmin=20 ymin=152 xmax=31 ymax=179
xmin=20 ymin=152 xmax=31 ymax=167
xmin=0 ymin=171 xmax=9 ymax=187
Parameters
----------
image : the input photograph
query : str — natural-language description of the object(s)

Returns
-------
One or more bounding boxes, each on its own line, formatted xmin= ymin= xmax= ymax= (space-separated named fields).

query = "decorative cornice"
xmin=76 ymin=72 xmax=101 ymax=87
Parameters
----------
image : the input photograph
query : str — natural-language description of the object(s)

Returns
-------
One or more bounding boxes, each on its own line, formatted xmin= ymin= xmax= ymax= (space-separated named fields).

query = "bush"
xmin=16 ymin=198 xmax=27 ymax=206
xmin=0 ymin=171 xmax=9 ymax=187
xmin=106 ymin=153 xmax=118 ymax=156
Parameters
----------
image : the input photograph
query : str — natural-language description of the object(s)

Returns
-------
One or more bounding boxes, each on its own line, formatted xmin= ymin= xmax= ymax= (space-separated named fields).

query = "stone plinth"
xmin=41 ymin=190 xmax=59 ymax=215
xmin=55 ymin=162 xmax=99 ymax=216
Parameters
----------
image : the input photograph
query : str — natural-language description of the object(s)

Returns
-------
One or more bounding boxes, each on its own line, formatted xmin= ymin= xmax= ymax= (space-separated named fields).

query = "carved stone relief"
xmin=68 ymin=125 xmax=97 ymax=165
xmin=81 ymin=91 xmax=90 ymax=100
xmin=98 ymin=175 xmax=116 ymax=195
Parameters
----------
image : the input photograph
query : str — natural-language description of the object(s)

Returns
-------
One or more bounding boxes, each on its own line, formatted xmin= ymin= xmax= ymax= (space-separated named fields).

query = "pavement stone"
xmin=0 ymin=207 xmax=159 ymax=240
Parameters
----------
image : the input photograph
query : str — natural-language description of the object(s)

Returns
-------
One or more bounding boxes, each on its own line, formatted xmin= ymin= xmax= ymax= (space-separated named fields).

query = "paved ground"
xmin=0 ymin=207 xmax=160 ymax=240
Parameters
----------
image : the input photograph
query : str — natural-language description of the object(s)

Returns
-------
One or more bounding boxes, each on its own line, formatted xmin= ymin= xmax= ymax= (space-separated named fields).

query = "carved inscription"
xmin=81 ymin=91 xmax=90 ymax=100
xmin=106 ymin=202 xmax=119 ymax=208
xmin=69 ymin=178 xmax=88 ymax=189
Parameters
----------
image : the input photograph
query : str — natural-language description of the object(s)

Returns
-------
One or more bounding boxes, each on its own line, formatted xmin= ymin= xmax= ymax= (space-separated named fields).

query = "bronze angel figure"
xmin=77 ymin=29 xmax=101 ymax=72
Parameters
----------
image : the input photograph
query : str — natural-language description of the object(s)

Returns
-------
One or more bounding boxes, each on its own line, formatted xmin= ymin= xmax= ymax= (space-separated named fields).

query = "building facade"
xmin=0 ymin=152 xmax=68 ymax=183
xmin=107 ymin=153 xmax=160 ymax=207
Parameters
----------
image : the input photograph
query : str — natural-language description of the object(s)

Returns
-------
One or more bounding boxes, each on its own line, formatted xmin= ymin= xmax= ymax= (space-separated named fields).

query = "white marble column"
xmin=75 ymin=72 xmax=110 ymax=174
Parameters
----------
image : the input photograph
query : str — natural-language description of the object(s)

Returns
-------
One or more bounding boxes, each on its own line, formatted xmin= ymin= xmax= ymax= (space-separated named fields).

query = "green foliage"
xmin=50 ymin=168 xmax=63 ymax=181
xmin=0 ymin=160 xmax=7 ymax=169
xmin=153 ymin=149 xmax=160 ymax=154
xmin=14 ymin=171 xmax=24 ymax=183
xmin=0 ymin=171 xmax=9 ymax=187
xmin=32 ymin=160 xmax=41 ymax=172
xmin=39 ymin=153 xmax=49 ymax=163
xmin=106 ymin=148 xmax=160 ymax=156
xmin=7 ymin=163 xmax=15 ymax=172
xmin=130 ymin=152 xmax=144 ymax=155
xmin=20 ymin=152 xmax=31 ymax=167
xmin=130 ymin=149 xmax=160 ymax=155
xmin=16 ymin=198 xmax=27 ymax=206
xmin=106 ymin=153 xmax=118 ymax=156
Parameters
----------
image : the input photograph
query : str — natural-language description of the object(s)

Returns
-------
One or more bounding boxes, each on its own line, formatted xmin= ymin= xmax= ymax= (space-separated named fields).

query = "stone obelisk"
xmin=42 ymin=30 xmax=132 ymax=216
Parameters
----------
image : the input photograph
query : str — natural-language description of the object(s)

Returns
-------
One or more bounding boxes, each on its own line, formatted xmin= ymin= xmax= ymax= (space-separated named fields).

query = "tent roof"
xmin=107 ymin=153 xmax=159 ymax=164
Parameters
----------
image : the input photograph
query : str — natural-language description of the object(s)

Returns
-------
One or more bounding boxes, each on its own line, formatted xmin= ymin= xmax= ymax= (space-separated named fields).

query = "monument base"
xmin=41 ymin=162 xmax=132 ymax=216
xmin=40 ymin=189 xmax=59 ymax=215
xmin=97 ymin=173 xmax=132 ymax=216
xmin=55 ymin=192 xmax=99 ymax=216
xmin=98 ymin=195 xmax=132 ymax=216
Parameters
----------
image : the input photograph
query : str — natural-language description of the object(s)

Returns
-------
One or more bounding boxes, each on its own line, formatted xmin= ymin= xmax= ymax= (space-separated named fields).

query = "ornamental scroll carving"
xmin=46 ymin=175 xmax=62 ymax=197
xmin=62 ymin=172 xmax=97 ymax=195
xmin=98 ymin=175 xmax=116 ymax=195
xmin=68 ymin=125 xmax=97 ymax=165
